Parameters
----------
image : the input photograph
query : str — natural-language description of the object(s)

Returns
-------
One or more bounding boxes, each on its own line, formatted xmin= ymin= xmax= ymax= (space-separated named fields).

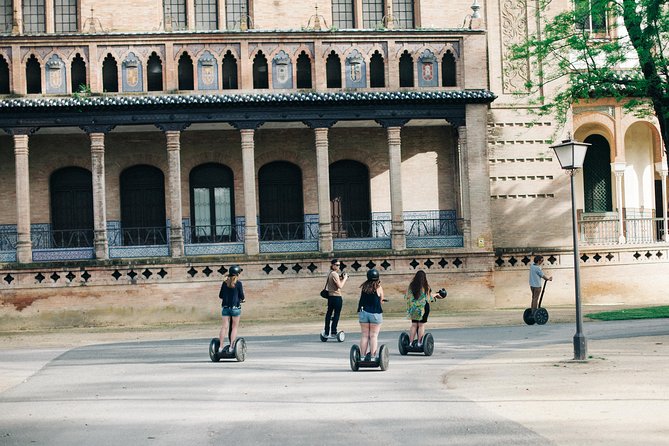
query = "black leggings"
xmin=324 ymin=296 xmax=343 ymax=335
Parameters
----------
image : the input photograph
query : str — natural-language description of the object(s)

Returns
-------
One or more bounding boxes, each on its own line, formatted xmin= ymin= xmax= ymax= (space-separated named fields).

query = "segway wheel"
xmin=337 ymin=331 xmax=346 ymax=342
xmin=398 ymin=332 xmax=409 ymax=356
xmin=234 ymin=338 xmax=247 ymax=362
xmin=209 ymin=338 xmax=221 ymax=362
xmin=423 ymin=333 xmax=434 ymax=357
xmin=350 ymin=345 xmax=360 ymax=371
xmin=379 ymin=345 xmax=389 ymax=371
xmin=534 ymin=308 xmax=549 ymax=325
xmin=319 ymin=333 xmax=328 ymax=342
xmin=523 ymin=308 xmax=536 ymax=325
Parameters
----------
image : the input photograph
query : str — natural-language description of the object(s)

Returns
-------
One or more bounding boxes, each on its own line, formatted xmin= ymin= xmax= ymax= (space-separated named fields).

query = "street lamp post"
xmin=550 ymin=137 xmax=591 ymax=360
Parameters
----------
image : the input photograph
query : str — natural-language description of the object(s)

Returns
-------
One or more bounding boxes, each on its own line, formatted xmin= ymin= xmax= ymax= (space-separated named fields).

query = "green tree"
xmin=512 ymin=0 xmax=669 ymax=159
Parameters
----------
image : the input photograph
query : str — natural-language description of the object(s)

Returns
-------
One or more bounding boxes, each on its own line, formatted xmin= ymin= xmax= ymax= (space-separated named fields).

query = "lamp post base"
xmin=573 ymin=333 xmax=588 ymax=360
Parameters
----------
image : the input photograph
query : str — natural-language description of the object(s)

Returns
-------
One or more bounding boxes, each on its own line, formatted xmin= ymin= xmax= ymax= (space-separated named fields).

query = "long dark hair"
xmin=360 ymin=279 xmax=380 ymax=295
xmin=409 ymin=270 xmax=429 ymax=299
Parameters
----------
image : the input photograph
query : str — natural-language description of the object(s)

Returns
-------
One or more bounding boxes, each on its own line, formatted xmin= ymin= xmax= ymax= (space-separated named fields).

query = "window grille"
xmin=0 ymin=0 xmax=12 ymax=33
xmin=23 ymin=0 xmax=45 ymax=33
xmin=332 ymin=0 xmax=353 ymax=29
xmin=392 ymin=0 xmax=413 ymax=29
xmin=195 ymin=0 xmax=217 ymax=30
xmin=54 ymin=0 xmax=77 ymax=32
xmin=362 ymin=0 xmax=384 ymax=28
xmin=226 ymin=0 xmax=248 ymax=29
xmin=164 ymin=0 xmax=187 ymax=30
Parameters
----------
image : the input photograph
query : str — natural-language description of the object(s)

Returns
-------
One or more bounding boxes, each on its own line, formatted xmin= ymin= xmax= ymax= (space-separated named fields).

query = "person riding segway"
xmin=209 ymin=265 xmax=247 ymax=362
xmin=350 ymin=269 xmax=389 ymax=371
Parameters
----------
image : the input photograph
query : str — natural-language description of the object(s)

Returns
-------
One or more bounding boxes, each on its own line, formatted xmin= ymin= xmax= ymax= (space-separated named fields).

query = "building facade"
xmin=0 ymin=0 xmax=666 ymax=329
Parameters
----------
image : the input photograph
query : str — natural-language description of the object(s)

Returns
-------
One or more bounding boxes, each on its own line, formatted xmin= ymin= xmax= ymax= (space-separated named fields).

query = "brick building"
xmin=0 ymin=0 xmax=666 ymax=329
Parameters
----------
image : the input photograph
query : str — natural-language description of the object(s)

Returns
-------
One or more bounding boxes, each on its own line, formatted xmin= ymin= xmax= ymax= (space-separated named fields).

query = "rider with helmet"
xmin=218 ymin=265 xmax=245 ymax=353
xmin=357 ymin=269 xmax=385 ymax=361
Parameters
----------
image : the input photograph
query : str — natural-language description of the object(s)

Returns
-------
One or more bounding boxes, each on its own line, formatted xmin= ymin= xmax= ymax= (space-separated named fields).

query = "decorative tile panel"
xmin=260 ymin=240 xmax=319 ymax=253
xmin=185 ymin=243 xmax=244 ymax=255
xmin=406 ymin=236 xmax=464 ymax=249
xmin=109 ymin=245 xmax=169 ymax=258
xmin=33 ymin=248 xmax=95 ymax=261
xmin=334 ymin=238 xmax=391 ymax=251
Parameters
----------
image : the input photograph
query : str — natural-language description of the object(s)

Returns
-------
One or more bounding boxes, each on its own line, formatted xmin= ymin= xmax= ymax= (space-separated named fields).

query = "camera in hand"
xmin=438 ymin=288 xmax=447 ymax=297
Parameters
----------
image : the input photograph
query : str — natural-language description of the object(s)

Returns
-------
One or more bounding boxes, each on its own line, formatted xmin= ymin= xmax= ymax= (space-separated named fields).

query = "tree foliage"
xmin=511 ymin=0 xmax=669 ymax=159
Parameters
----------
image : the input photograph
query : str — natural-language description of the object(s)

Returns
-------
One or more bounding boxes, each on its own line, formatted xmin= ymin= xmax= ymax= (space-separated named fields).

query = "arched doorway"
xmin=120 ymin=165 xmax=166 ymax=245
xmin=178 ymin=52 xmax=194 ymax=90
xmin=329 ymin=160 xmax=371 ymax=237
xmin=102 ymin=54 xmax=118 ymax=92
xmin=71 ymin=53 xmax=86 ymax=93
xmin=189 ymin=163 xmax=235 ymax=242
xmin=258 ymin=161 xmax=304 ymax=240
xmin=369 ymin=50 xmax=385 ymax=88
xmin=583 ymin=134 xmax=613 ymax=212
xmin=26 ymin=55 xmax=41 ymax=94
xmin=147 ymin=52 xmax=163 ymax=91
xmin=50 ymin=167 xmax=94 ymax=248
xmin=326 ymin=51 xmax=342 ymax=88
xmin=252 ymin=51 xmax=269 ymax=89
xmin=399 ymin=50 xmax=413 ymax=87
xmin=296 ymin=51 xmax=312 ymax=89
xmin=222 ymin=50 xmax=238 ymax=89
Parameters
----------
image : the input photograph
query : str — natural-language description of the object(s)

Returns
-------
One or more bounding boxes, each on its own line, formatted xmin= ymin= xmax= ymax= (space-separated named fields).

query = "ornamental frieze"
xmin=500 ymin=0 xmax=530 ymax=94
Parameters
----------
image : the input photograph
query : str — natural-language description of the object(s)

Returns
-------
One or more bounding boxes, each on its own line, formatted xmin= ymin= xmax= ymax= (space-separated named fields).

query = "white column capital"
xmin=654 ymin=160 xmax=668 ymax=175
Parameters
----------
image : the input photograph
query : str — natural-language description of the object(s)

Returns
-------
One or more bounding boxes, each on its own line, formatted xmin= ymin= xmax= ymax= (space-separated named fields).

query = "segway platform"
xmin=209 ymin=337 xmax=247 ymax=362
xmin=349 ymin=344 xmax=389 ymax=371
xmin=523 ymin=280 xmax=549 ymax=325
xmin=320 ymin=331 xmax=346 ymax=342
xmin=398 ymin=332 xmax=435 ymax=356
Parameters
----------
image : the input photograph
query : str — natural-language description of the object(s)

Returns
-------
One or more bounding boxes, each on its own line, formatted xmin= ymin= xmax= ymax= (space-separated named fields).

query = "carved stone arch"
xmin=394 ymin=44 xmax=415 ymax=59
xmin=218 ymin=46 xmax=240 ymax=60
xmin=364 ymin=45 xmax=387 ymax=61
xmin=292 ymin=45 xmax=313 ymax=62
xmin=249 ymin=47 xmax=270 ymax=61
xmin=21 ymin=51 xmax=46 ymax=65
xmin=321 ymin=44 xmax=342 ymax=60
xmin=439 ymin=42 xmax=461 ymax=60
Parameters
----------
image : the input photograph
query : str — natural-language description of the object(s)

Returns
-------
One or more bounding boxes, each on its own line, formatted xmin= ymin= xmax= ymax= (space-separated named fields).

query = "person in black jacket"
xmin=218 ymin=265 xmax=245 ymax=352
xmin=357 ymin=269 xmax=385 ymax=361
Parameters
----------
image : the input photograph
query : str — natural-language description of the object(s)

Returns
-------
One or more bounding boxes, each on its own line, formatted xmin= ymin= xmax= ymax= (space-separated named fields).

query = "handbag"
xmin=320 ymin=275 xmax=330 ymax=298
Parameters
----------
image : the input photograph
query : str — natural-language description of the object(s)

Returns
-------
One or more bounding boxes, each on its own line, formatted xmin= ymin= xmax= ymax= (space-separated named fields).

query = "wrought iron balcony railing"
xmin=185 ymin=223 xmax=244 ymax=244
xmin=259 ymin=221 xmax=318 ymax=241
xmin=405 ymin=218 xmax=462 ymax=237
xmin=31 ymin=228 xmax=94 ymax=249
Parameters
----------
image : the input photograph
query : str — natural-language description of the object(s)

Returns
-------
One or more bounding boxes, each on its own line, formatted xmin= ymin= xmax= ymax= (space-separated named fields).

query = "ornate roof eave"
xmin=0 ymin=90 xmax=496 ymax=130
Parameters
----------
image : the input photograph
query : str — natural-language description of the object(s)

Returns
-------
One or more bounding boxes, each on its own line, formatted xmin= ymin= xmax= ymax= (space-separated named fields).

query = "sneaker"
xmin=222 ymin=345 xmax=230 ymax=353
xmin=417 ymin=342 xmax=423 ymax=348
xmin=411 ymin=340 xmax=418 ymax=347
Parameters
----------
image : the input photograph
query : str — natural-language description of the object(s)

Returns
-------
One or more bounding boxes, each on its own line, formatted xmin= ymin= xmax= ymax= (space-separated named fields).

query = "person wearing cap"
xmin=323 ymin=259 xmax=348 ymax=339
xmin=218 ymin=265 xmax=245 ymax=352
xmin=357 ymin=269 xmax=385 ymax=361
xmin=404 ymin=270 xmax=446 ymax=347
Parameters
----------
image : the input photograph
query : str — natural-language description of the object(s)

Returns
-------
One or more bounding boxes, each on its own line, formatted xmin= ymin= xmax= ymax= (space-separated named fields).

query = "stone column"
xmin=655 ymin=161 xmax=668 ymax=241
xmin=83 ymin=128 xmax=114 ymax=259
xmin=457 ymin=125 xmax=471 ymax=247
xmin=612 ymin=162 xmax=626 ymax=244
xmin=387 ymin=126 xmax=406 ymax=251
xmin=161 ymin=127 xmax=186 ymax=257
xmin=314 ymin=126 xmax=333 ymax=253
xmin=240 ymin=128 xmax=259 ymax=255
xmin=463 ymin=103 xmax=492 ymax=250
xmin=12 ymin=130 xmax=35 ymax=263
xmin=45 ymin=0 xmax=54 ymax=33
xmin=12 ymin=1 xmax=22 ymax=34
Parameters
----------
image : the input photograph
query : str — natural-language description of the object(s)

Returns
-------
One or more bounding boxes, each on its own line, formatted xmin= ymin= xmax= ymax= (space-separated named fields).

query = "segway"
xmin=209 ymin=337 xmax=247 ymax=362
xmin=398 ymin=332 xmax=435 ymax=356
xmin=320 ymin=330 xmax=346 ymax=342
xmin=349 ymin=344 xmax=389 ymax=371
xmin=398 ymin=288 xmax=446 ymax=356
xmin=523 ymin=280 xmax=549 ymax=325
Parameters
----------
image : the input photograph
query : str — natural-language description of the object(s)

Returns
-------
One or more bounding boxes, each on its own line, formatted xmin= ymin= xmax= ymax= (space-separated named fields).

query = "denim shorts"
xmin=221 ymin=307 xmax=241 ymax=317
xmin=359 ymin=310 xmax=383 ymax=324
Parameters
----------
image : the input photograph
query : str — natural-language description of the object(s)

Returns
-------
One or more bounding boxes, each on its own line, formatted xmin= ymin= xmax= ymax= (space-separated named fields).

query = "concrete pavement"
xmin=0 ymin=309 xmax=668 ymax=445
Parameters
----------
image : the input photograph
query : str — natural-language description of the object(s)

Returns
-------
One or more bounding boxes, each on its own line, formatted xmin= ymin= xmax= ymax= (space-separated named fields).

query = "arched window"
xmin=329 ymin=160 xmax=371 ymax=238
xmin=189 ymin=163 xmax=236 ymax=243
xmin=326 ymin=51 xmax=342 ymax=89
xmin=399 ymin=50 xmax=413 ymax=88
xmin=0 ymin=55 xmax=9 ymax=94
xmin=26 ymin=55 xmax=41 ymax=94
xmin=296 ymin=51 xmax=312 ymax=89
xmin=147 ymin=52 xmax=163 ymax=91
xmin=222 ymin=50 xmax=238 ymax=89
xmin=442 ymin=51 xmax=456 ymax=87
xmin=50 ymin=167 xmax=93 ymax=248
xmin=369 ymin=51 xmax=385 ymax=88
xmin=583 ymin=134 xmax=613 ymax=212
xmin=258 ymin=161 xmax=304 ymax=240
xmin=71 ymin=53 xmax=86 ymax=92
xmin=252 ymin=51 xmax=268 ymax=89
xmin=102 ymin=53 xmax=118 ymax=92
xmin=178 ymin=52 xmax=194 ymax=91
xmin=120 ymin=165 xmax=166 ymax=245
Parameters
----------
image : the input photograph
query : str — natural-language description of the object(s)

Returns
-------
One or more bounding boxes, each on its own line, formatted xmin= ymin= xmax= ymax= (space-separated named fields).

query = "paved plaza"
xmin=0 ymin=317 xmax=668 ymax=445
